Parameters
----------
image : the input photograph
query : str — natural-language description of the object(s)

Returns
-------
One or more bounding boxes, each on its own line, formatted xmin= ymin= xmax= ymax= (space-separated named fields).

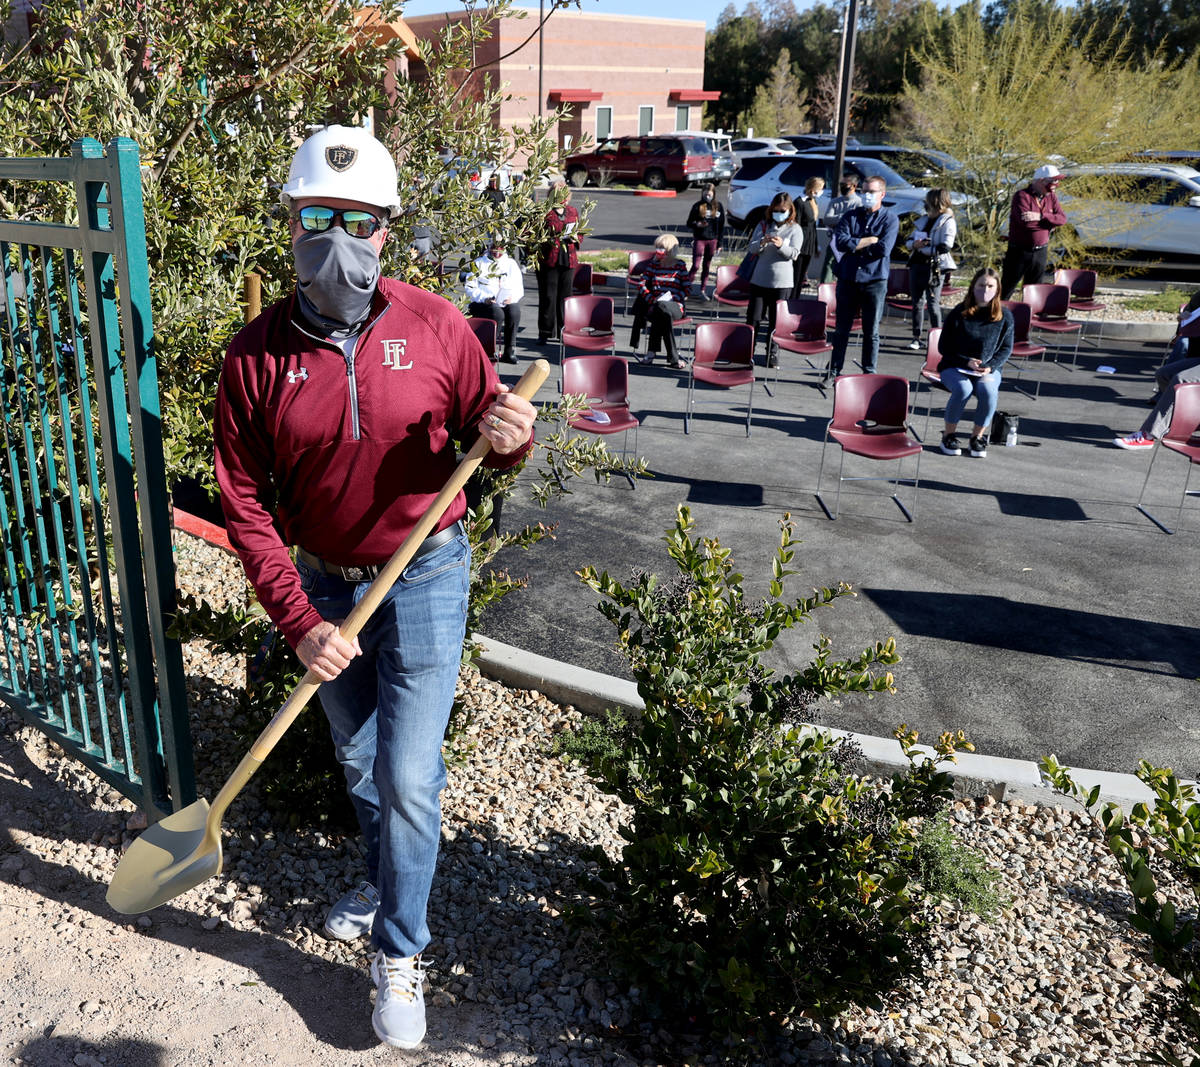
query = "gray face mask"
xmin=293 ymin=227 xmax=380 ymax=337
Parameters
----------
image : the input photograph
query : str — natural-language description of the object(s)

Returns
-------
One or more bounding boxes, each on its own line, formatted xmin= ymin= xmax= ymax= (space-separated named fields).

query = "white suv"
xmin=728 ymin=155 xmax=943 ymax=229
xmin=1058 ymin=163 xmax=1200 ymax=259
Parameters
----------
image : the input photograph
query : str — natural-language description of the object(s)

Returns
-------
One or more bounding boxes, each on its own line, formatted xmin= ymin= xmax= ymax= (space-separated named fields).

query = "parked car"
xmin=440 ymin=156 xmax=514 ymax=193
xmin=727 ymin=154 xmax=971 ymax=230
xmin=797 ymin=143 xmax=966 ymax=188
xmin=780 ymin=134 xmax=861 ymax=152
xmin=1056 ymin=163 xmax=1200 ymax=259
xmin=677 ymin=130 xmax=737 ymax=182
xmin=729 ymin=137 xmax=797 ymax=162
xmin=564 ymin=134 xmax=714 ymax=191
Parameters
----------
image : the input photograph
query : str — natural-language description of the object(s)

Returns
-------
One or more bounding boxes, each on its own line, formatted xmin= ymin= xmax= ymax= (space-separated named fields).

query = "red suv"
xmin=565 ymin=135 xmax=714 ymax=192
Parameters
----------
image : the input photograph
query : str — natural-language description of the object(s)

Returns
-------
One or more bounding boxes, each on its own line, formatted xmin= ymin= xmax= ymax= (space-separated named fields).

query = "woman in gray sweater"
xmin=745 ymin=192 xmax=803 ymax=366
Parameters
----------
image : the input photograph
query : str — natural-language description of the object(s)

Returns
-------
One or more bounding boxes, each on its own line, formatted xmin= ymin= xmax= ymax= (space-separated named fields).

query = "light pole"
xmin=833 ymin=0 xmax=859 ymax=192
xmin=538 ymin=0 xmax=544 ymax=118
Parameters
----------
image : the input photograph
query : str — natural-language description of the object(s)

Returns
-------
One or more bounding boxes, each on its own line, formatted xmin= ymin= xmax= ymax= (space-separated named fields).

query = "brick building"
xmin=404 ymin=7 xmax=717 ymax=154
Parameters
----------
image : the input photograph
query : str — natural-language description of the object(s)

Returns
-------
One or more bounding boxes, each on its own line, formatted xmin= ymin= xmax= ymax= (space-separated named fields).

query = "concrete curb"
xmin=471 ymin=633 xmax=1157 ymax=810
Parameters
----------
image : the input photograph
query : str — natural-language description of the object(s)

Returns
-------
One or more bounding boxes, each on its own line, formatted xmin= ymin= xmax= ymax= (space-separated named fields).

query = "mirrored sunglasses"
xmin=294 ymin=205 xmax=383 ymax=239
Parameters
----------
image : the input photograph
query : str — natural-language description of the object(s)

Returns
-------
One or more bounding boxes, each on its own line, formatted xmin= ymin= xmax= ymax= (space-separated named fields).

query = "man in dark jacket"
xmin=828 ymin=174 xmax=899 ymax=377
xmin=1000 ymin=164 xmax=1068 ymax=299
xmin=214 ymin=125 xmax=536 ymax=1052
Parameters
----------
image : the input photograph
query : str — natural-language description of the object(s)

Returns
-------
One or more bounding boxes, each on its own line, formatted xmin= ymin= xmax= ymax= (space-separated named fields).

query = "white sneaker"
xmin=371 ymin=950 xmax=427 ymax=1049
xmin=907 ymin=339 xmax=923 ymax=351
xmin=323 ymin=881 xmax=379 ymax=941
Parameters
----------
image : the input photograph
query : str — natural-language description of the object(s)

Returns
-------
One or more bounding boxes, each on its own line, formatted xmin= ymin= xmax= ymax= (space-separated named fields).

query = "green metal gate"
xmin=0 ymin=137 xmax=193 ymax=819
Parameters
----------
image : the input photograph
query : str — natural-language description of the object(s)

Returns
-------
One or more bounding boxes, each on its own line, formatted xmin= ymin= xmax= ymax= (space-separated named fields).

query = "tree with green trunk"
xmin=744 ymin=47 xmax=809 ymax=137
xmin=896 ymin=1 xmax=1200 ymax=268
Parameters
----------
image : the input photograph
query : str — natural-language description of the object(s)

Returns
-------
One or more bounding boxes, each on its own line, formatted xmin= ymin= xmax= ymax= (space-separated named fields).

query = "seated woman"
xmin=629 ymin=233 xmax=692 ymax=369
xmin=464 ymin=235 xmax=524 ymax=363
xmin=937 ymin=266 xmax=1014 ymax=459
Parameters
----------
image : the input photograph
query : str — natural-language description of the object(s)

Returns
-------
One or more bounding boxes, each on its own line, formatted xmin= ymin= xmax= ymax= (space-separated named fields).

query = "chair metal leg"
xmin=684 ymin=367 xmax=695 ymax=433
xmin=1134 ymin=445 xmax=1172 ymax=533
xmin=746 ymin=377 xmax=755 ymax=437
xmin=814 ymin=428 xmax=834 ymax=518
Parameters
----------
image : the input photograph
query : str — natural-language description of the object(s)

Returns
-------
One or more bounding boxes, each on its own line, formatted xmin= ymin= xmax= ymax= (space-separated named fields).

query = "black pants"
xmin=630 ymin=295 xmax=684 ymax=361
xmin=536 ymin=263 xmax=575 ymax=340
xmin=791 ymin=253 xmax=813 ymax=299
xmin=746 ymin=284 xmax=789 ymax=351
xmin=1001 ymin=244 xmax=1047 ymax=300
xmin=468 ymin=300 xmax=521 ymax=360
xmin=909 ymin=260 xmax=949 ymax=340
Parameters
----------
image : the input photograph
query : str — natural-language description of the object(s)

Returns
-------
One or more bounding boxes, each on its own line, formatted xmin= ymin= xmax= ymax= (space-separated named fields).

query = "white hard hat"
xmin=280 ymin=125 xmax=401 ymax=218
xmin=1032 ymin=164 xmax=1062 ymax=182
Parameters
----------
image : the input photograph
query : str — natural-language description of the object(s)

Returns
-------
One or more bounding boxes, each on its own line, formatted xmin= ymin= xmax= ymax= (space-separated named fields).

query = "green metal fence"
xmin=0 ymin=137 xmax=193 ymax=819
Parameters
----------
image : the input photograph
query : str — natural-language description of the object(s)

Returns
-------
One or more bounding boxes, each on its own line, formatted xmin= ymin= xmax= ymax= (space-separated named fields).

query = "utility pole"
xmin=833 ymin=0 xmax=859 ymax=192
xmin=538 ymin=0 xmax=544 ymax=117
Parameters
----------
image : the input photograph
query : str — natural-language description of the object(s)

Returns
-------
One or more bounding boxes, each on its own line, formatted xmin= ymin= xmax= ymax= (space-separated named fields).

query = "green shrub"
xmin=1042 ymin=756 xmax=1200 ymax=1067
xmin=572 ymin=506 xmax=973 ymax=1036
xmin=914 ymin=810 xmax=1008 ymax=919
xmin=552 ymin=711 xmax=628 ymax=766
xmin=1122 ymin=288 xmax=1194 ymax=314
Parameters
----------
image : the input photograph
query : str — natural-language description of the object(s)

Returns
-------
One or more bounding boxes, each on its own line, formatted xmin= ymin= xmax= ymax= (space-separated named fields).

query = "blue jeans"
xmin=296 ymin=531 xmax=470 ymax=958
xmin=830 ymin=277 xmax=887 ymax=375
xmin=942 ymin=367 xmax=1002 ymax=430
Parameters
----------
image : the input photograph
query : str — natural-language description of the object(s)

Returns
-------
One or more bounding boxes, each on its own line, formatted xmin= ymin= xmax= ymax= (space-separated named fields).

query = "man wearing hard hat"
xmin=214 ymin=125 xmax=536 ymax=1050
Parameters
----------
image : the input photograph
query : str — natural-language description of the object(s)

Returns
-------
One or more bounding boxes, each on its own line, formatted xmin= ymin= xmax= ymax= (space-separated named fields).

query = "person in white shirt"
xmin=464 ymin=236 xmax=524 ymax=363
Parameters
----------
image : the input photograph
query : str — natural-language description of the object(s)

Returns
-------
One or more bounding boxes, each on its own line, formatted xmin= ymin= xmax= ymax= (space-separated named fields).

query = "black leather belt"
xmin=296 ymin=520 xmax=464 ymax=582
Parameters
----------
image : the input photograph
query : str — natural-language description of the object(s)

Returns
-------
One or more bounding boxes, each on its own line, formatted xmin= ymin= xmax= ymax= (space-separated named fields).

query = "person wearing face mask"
xmin=792 ymin=176 xmax=824 ymax=299
xmin=1000 ymin=164 xmax=1068 ymax=300
xmin=535 ymin=180 xmax=581 ymax=343
xmin=820 ymin=175 xmax=861 ymax=283
xmin=906 ymin=188 xmax=957 ymax=351
xmin=828 ymin=175 xmax=899 ymax=378
xmin=465 ymin=235 xmax=524 ymax=364
xmin=213 ymin=125 xmax=537 ymax=1053
xmin=745 ymin=192 xmax=803 ymax=368
xmin=685 ymin=182 xmax=726 ymax=301
xmin=936 ymin=266 xmax=1014 ymax=459
xmin=628 ymin=233 xmax=693 ymax=369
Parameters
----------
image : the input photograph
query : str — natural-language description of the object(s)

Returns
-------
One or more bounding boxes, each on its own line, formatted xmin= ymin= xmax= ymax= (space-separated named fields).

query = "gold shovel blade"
xmin=105 ymin=798 xmax=223 ymax=914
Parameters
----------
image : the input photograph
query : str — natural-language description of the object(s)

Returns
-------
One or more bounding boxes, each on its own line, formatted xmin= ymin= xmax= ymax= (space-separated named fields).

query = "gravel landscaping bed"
xmin=0 ymin=529 xmax=1193 ymax=1066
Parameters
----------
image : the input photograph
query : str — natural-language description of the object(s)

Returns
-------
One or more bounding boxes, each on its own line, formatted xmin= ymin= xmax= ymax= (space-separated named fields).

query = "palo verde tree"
xmin=0 ymin=0 xmax=579 ymax=489
xmin=896 ymin=0 xmax=1200 ymax=267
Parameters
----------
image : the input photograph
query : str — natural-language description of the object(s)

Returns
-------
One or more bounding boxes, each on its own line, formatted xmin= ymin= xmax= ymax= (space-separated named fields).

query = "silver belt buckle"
xmin=342 ymin=565 xmax=369 ymax=581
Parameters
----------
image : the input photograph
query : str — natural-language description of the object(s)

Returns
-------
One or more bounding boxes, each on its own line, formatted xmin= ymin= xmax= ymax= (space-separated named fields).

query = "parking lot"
xmin=475 ymin=188 xmax=1198 ymax=780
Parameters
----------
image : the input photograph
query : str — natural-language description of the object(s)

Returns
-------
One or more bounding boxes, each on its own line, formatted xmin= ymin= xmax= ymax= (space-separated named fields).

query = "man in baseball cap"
xmin=1000 ymin=163 xmax=1068 ymax=299
xmin=215 ymin=125 xmax=536 ymax=1050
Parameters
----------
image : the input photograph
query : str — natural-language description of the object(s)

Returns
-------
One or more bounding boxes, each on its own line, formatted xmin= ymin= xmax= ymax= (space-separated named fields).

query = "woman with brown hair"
xmin=937 ymin=266 xmax=1014 ymax=459
xmin=686 ymin=182 xmax=726 ymax=300
xmin=906 ymin=187 xmax=957 ymax=350
xmin=791 ymin=175 xmax=824 ymax=298
xmin=745 ymin=191 xmax=802 ymax=366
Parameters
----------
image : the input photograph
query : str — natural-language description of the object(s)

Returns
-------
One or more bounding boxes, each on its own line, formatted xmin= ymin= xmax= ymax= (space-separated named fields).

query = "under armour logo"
xmin=382 ymin=339 xmax=412 ymax=371
xmin=287 ymin=368 xmax=308 ymax=383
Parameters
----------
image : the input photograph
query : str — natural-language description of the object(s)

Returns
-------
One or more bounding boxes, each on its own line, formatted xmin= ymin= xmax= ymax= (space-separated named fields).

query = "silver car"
xmin=727 ymin=154 xmax=965 ymax=229
xmin=1058 ymin=163 xmax=1200 ymax=259
xmin=679 ymin=130 xmax=736 ymax=182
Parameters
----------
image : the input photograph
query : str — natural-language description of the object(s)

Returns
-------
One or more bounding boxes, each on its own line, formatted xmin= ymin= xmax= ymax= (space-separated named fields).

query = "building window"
xmin=638 ymin=106 xmax=654 ymax=136
xmin=595 ymin=106 xmax=613 ymax=141
xmin=675 ymin=105 xmax=690 ymax=131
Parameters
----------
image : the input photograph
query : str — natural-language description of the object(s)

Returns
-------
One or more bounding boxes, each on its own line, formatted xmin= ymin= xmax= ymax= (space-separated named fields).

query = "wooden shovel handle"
xmin=244 ymin=358 xmax=549 ymax=764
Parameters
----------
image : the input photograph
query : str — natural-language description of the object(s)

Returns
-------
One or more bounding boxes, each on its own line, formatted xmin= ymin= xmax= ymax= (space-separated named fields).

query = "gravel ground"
xmin=0 ymin=530 xmax=1195 ymax=1066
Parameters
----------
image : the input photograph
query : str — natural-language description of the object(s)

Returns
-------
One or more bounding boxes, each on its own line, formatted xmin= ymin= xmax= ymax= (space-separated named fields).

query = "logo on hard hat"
xmin=326 ymin=146 xmax=358 ymax=172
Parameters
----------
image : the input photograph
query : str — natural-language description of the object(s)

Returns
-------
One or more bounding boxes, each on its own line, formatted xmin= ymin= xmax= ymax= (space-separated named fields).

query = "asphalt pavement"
xmin=482 ymin=188 xmax=1198 ymax=780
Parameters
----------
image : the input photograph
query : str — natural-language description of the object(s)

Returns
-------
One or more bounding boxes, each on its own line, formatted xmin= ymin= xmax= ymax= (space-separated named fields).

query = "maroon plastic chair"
xmin=910 ymin=327 xmax=946 ymax=442
xmin=769 ymin=298 xmax=832 ymax=395
xmin=818 ymin=282 xmax=861 ymax=334
xmin=562 ymin=355 xmax=640 ymax=487
xmin=713 ymin=264 xmax=751 ymax=319
xmin=572 ymin=261 xmax=594 ymax=296
xmin=1023 ymin=283 xmax=1083 ymax=365
xmin=1054 ymin=268 xmax=1106 ymax=352
xmin=559 ymin=294 xmax=615 ymax=387
xmin=885 ymin=265 xmax=914 ymax=319
xmin=815 ymin=373 xmax=923 ymax=522
xmin=1002 ymin=300 xmax=1049 ymax=400
xmin=686 ymin=322 xmax=756 ymax=437
xmin=465 ymin=315 xmax=498 ymax=361
xmin=1135 ymin=381 xmax=1200 ymax=535
xmin=625 ymin=250 xmax=656 ymax=314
